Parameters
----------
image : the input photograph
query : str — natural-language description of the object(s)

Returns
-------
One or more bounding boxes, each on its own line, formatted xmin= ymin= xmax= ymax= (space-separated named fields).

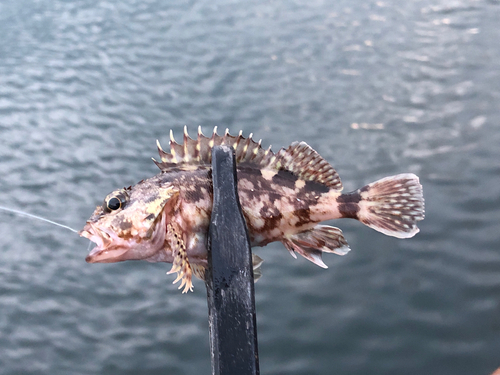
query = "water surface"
xmin=1 ymin=0 xmax=499 ymax=374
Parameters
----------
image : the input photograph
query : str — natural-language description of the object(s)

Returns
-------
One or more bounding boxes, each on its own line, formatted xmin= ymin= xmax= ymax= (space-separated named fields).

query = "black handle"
xmin=206 ymin=145 xmax=260 ymax=375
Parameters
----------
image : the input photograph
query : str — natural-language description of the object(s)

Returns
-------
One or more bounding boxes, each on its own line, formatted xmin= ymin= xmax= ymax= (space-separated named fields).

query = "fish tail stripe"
xmin=356 ymin=173 xmax=425 ymax=238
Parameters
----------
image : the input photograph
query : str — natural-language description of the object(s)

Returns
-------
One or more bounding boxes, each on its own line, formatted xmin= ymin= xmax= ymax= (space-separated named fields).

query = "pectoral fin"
xmin=191 ymin=264 xmax=207 ymax=281
xmin=252 ymin=253 xmax=264 ymax=281
xmin=282 ymin=225 xmax=350 ymax=268
xmin=166 ymin=223 xmax=193 ymax=293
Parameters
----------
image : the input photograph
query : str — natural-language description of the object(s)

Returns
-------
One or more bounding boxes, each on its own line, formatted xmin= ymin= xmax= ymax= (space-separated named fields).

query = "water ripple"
xmin=1 ymin=0 xmax=500 ymax=374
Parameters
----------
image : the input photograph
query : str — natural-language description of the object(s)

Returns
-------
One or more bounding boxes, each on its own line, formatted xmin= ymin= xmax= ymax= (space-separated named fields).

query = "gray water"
xmin=1 ymin=0 xmax=499 ymax=374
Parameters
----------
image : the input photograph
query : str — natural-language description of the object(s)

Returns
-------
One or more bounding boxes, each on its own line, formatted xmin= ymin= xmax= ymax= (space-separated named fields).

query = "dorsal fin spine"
xmin=156 ymin=139 xmax=170 ymax=162
xmin=243 ymin=134 xmax=252 ymax=156
xmin=209 ymin=127 xmax=217 ymax=148
xmin=169 ymin=130 xmax=178 ymax=162
xmin=256 ymin=140 xmax=262 ymax=154
xmin=183 ymin=126 xmax=189 ymax=162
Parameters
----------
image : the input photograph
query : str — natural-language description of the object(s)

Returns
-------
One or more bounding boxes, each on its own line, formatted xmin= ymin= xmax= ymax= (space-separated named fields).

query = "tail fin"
xmin=356 ymin=173 xmax=424 ymax=238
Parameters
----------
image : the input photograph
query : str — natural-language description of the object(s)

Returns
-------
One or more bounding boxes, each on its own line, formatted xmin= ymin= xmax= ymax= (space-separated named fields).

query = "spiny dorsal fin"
xmin=153 ymin=126 xmax=269 ymax=169
xmin=153 ymin=128 xmax=342 ymax=191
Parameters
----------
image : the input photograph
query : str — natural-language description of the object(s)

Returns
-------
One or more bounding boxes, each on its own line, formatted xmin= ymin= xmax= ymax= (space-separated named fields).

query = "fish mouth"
xmin=84 ymin=245 xmax=130 ymax=263
xmin=79 ymin=223 xmax=132 ymax=263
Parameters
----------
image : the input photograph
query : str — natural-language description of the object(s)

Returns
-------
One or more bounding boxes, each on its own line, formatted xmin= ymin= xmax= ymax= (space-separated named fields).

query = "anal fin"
xmin=282 ymin=225 xmax=350 ymax=268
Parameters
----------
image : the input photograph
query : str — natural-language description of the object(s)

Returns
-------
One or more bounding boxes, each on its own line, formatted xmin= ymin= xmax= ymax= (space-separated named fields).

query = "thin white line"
xmin=0 ymin=205 xmax=78 ymax=233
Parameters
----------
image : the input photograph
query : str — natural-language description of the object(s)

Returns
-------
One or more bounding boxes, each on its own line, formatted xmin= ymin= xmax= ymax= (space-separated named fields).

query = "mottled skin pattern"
xmin=237 ymin=164 xmax=338 ymax=245
xmin=81 ymin=128 xmax=424 ymax=293
xmin=117 ymin=164 xmax=341 ymax=260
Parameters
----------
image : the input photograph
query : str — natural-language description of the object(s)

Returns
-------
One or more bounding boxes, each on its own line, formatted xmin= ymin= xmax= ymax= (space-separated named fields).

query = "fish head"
xmin=80 ymin=181 xmax=179 ymax=263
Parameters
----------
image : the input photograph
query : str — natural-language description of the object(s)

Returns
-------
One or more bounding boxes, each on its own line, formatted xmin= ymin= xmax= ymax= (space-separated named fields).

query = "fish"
xmin=80 ymin=127 xmax=425 ymax=293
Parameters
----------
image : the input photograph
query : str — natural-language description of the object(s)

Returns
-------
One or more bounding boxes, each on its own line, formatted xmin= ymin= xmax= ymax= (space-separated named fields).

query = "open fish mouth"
xmin=79 ymin=223 xmax=132 ymax=263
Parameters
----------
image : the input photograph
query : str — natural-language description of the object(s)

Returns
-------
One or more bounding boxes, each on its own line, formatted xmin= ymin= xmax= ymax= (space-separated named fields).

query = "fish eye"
xmin=107 ymin=197 xmax=122 ymax=211
xmin=103 ymin=191 xmax=128 ymax=213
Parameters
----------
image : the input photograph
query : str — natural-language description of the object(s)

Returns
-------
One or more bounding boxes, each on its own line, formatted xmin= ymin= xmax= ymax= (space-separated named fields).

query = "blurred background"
xmin=0 ymin=0 xmax=499 ymax=374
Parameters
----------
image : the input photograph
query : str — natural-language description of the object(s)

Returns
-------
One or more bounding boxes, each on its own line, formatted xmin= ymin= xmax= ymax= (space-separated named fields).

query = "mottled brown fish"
xmin=80 ymin=127 xmax=424 ymax=292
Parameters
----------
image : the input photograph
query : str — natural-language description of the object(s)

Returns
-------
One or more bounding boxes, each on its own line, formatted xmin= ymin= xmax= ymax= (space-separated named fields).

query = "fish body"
xmin=80 ymin=127 xmax=425 ymax=292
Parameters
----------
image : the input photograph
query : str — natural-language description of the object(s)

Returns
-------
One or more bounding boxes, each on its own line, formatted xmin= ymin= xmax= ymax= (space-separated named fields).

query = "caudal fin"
xmin=356 ymin=173 xmax=424 ymax=238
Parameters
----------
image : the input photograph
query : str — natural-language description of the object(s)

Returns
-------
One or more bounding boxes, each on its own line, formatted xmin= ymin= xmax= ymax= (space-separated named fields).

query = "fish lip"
xmin=85 ymin=246 xmax=130 ymax=263
xmin=80 ymin=222 xmax=131 ymax=263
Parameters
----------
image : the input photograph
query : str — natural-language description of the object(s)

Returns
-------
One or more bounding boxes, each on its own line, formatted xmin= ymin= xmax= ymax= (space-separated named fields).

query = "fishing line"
xmin=0 ymin=205 xmax=79 ymax=234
